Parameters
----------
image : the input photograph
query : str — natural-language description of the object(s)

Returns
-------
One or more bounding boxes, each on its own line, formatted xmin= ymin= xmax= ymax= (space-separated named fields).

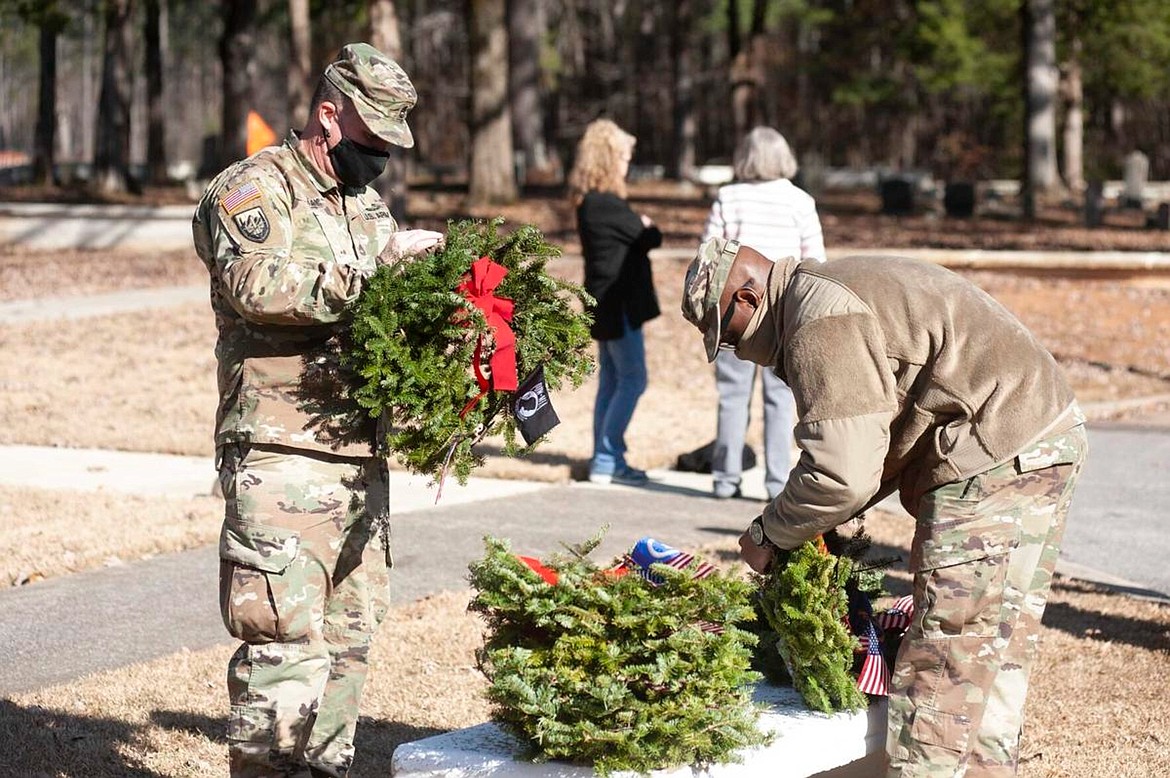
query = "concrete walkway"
xmin=4 ymin=199 xmax=1170 ymax=269
xmin=0 ymin=202 xmax=197 ymax=251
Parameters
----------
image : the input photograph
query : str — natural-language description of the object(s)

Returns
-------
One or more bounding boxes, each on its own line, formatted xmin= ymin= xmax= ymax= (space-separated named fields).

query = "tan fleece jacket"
xmin=737 ymin=255 xmax=1079 ymax=550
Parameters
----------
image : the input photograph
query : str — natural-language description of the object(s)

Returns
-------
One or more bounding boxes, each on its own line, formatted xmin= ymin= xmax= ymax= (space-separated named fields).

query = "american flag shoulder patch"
xmin=220 ymin=180 xmax=263 ymax=215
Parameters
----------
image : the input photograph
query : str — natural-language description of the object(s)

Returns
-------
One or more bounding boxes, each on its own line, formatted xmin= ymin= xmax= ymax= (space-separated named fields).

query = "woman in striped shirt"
xmin=701 ymin=126 xmax=826 ymax=500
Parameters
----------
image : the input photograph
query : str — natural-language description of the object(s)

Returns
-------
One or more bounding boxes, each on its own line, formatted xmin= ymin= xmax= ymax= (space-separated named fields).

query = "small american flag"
xmin=220 ymin=181 xmax=261 ymax=214
xmin=875 ymin=594 xmax=915 ymax=633
xmin=855 ymin=619 xmax=889 ymax=695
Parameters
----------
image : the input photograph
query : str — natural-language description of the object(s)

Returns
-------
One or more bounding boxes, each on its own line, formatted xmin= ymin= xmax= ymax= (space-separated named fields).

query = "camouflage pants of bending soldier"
xmin=887 ymin=425 xmax=1088 ymax=778
xmin=216 ymin=443 xmax=392 ymax=778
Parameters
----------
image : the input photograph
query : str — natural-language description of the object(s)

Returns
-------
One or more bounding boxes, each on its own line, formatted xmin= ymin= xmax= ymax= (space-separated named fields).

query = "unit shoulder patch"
xmin=233 ymin=205 xmax=271 ymax=243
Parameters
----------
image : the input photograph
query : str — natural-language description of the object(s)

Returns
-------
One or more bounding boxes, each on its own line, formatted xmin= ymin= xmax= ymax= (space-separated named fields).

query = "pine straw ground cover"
xmin=1 ymin=512 xmax=1167 ymax=778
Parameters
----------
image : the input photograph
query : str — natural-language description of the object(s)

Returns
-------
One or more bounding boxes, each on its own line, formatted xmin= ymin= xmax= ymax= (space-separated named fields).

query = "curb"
xmin=642 ymin=246 xmax=1170 ymax=272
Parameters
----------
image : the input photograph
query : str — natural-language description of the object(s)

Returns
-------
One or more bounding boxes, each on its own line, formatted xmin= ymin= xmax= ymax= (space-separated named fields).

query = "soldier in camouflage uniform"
xmin=192 ymin=43 xmax=443 ymax=778
xmin=681 ymin=239 xmax=1088 ymax=777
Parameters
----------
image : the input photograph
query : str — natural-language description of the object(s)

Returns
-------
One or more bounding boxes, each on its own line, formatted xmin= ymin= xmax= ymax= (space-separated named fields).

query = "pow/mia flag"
xmin=513 ymin=365 xmax=560 ymax=446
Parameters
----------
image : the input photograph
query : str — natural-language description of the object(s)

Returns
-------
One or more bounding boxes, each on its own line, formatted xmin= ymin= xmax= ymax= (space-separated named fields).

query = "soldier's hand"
xmin=382 ymin=229 xmax=445 ymax=264
xmin=738 ymin=530 xmax=776 ymax=574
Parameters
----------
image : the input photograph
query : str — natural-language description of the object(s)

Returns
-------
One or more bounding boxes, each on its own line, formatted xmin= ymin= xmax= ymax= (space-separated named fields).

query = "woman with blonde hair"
xmin=701 ymin=126 xmax=825 ymax=500
xmin=569 ymin=118 xmax=662 ymax=486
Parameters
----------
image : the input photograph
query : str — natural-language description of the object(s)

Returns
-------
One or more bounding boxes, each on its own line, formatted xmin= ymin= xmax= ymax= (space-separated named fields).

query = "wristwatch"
xmin=747 ymin=517 xmax=775 ymax=549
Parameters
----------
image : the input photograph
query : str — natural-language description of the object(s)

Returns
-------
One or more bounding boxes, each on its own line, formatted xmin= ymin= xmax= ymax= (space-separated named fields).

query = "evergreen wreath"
xmin=345 ymin=218 xmax=594 ymax=483
xmin=468 ymin=530 xmax=770 ymax=776
xmin=750 ymin=525 xmax=895 ymax=714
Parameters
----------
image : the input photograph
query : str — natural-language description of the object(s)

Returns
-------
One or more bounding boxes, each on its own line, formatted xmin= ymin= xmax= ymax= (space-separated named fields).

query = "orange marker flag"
xmin=246 ymin=111 xmax=277 ymax=156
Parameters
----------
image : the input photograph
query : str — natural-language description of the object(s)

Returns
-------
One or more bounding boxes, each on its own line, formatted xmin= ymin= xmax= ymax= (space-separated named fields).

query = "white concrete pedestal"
xmin=391 ymin=684 xmax=887 ymax=777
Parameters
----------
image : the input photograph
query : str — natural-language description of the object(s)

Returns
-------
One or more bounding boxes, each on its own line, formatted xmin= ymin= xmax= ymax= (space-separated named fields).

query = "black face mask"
xmin=328 ymin=135 xmax=390 ymax=189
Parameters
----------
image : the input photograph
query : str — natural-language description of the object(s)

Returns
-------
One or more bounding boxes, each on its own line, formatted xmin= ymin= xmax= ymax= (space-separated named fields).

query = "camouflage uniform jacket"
xmin=733 ymin=255 xmax=1081 ymax=549
xmin=192 ymin=132 xmax=397 ymax=458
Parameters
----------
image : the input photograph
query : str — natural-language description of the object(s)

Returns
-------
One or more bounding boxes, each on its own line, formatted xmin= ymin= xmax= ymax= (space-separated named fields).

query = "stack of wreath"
xmin=468 ymin=530 xmax=769 ymax=776
xmin=345 ymin=218 xmax=594 ymax=484
xmin=467 ymin=523 xmax=911 ymax=773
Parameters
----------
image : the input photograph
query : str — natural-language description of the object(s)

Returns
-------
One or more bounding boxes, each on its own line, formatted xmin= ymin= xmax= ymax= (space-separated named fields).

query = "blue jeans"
xmin=591 ymin=323 xmax=647 ymax=476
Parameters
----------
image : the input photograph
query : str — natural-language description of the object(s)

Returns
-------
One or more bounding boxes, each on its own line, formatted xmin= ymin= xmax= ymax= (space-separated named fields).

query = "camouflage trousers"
xmin=887 ymin=425 xmax=1088 ymax=778
xmin=217 ymin=443 xmax=392 ymax=778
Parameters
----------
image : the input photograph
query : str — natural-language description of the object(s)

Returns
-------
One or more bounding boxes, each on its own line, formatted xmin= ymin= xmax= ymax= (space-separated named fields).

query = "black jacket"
xmin=577 ymin=191 xmax=662 ymax=340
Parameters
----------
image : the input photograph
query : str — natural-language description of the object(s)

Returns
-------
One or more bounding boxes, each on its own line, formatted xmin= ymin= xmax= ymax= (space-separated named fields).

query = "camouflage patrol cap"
xmin=681 ymin=237 xmax=742 ymax=362
xmin=324 ymin=42 xmax=417 ymax=148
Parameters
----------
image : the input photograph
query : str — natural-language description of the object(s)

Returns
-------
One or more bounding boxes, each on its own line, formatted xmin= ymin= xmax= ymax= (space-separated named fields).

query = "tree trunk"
xmin=729 ymin=0 xmax=767 ymax=142
xmin=369 ymin=0 xmax=403 ymax=59
xmin=1061 ymin=37 xmax=1085 ymax=193
xmin=220 ymin=0 xmax=258 ymax=169
xmin=368 ymin=0 xmax=408 ymax=220
xmin=94 ymin=0 xmax=136 ymax=194
xmin=288 ymin=0 xmax=312 ymax=128
xmin=508 ymin=0 xmax=547 ymax=184
xmin=467 ymin=0 xmax=517 ymax=206
xmin=145 ymin=0 xmax=168 ymax=184
xmin=1021 ymin=0 xmax=1060 ymax=217
xmin=727 ymin=0 xmax=741 ymax=60
xmin=670 ymin=0 xmax=695 ymax=180
xmin=33 ymin=23 xmax=59 ymax=186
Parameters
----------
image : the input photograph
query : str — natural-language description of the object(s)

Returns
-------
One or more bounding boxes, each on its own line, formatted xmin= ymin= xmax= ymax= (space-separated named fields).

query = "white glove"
xmin=380 ymin=229 xmax=445 ymax=264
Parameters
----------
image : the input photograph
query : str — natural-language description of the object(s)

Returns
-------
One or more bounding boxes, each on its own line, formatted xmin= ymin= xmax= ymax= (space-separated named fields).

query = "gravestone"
xmin=943 ymin=182 xmax=976 ymax=218
xmin=800 ymin=151 xmax=827 ymax=196
xmin=1148 ymin=202 xmax=1170 ymax=231
xmin=1122 ymin=150 xmax=1149 ymax=209
xmin=1084 ymin=181 xmax=1104 ymax=228
xmin=879 ymin=178 xmax=914 ymax=215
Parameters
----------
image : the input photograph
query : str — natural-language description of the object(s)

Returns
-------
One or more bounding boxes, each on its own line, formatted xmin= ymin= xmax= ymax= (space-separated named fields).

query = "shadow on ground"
xmin=0 ymin=699 xmax=458 ymax=778
xmin=0 ymin=699 xmax=184 ymax=777
xmin=352 ymin=721 xmax=448 ymax=777
xmin=1042 ymin=579 xmax=1170 ymax=652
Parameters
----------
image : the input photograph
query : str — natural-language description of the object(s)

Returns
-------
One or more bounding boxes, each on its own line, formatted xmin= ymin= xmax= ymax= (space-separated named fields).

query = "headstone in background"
xmin=879 ymin=177 xmax=914 ymax=215
xmin=1084 ymin=181 xmax=1104 ymax=228
xmin=1148 ymin=202 xmax=1170 ymax=231
xmin=1122 ymin=150 xmax=1149 ymax=209
xmin=943 ymin=182 xmax=976 ymax=218
xmin=799 ymin=151 xmax=826 ymax=197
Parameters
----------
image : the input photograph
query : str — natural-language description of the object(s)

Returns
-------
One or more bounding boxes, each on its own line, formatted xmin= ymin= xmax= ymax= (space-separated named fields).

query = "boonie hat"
xmin=681 ymin=237 xmax=742 ymax=363
xmin=324 ymin=42 xmax=417 ymax=148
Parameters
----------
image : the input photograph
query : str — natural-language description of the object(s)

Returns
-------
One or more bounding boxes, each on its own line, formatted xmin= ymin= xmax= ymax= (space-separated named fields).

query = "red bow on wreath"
xmin=457 ymin=256 xmax=518 ymax=416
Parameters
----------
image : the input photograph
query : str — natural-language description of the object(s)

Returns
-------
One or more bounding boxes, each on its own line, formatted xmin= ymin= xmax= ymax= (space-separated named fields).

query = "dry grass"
xmin=0 ymin=246 xmax=206 ymax=302
xmin=0 ymin=591 xmax=491 ymax=778
xmin=2 ymin=526 xmax=1167 ymax=778
xmin=0 ymin=486 xmax=222 ymax=587
xmin=0 ymin=301 xmax=219 ymax=457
